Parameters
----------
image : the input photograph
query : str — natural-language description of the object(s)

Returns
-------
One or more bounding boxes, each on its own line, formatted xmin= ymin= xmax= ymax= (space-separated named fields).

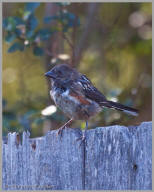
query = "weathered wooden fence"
xmin=2 ymin=121 xmax=152 ymax=190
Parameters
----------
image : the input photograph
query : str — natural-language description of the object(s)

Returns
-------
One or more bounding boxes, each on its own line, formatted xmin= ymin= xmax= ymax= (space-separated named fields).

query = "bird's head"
xmin=45 ymin=64 xmax=78 ymax=81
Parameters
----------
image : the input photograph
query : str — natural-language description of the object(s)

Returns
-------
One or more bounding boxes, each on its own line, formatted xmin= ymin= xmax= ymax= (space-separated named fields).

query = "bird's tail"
xmin=101 ymin=100 xmax=139 ymax=116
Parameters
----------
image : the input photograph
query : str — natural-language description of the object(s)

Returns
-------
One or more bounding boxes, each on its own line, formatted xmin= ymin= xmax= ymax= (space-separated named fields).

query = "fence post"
xmin=2 ymin=121 xmax=152 ymax=190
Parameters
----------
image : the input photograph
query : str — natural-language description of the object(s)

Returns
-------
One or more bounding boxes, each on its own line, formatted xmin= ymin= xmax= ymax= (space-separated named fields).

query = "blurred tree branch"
xmin=44 ymin=3 xmax=62 ymax=104
xmin=73 ymin=3 xmax=99 ymax=67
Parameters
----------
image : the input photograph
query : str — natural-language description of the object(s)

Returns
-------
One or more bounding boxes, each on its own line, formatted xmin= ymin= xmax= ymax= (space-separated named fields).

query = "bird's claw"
xmin=56 ymin=119 xmax=73 ymax=139
xmin=56 ymin=126 xmax=66 ymax=138
xmin=76 ymin=134 xmax=86 ymax=147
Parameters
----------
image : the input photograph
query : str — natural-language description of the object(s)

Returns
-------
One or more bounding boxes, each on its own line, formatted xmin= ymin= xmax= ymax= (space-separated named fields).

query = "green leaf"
xmin=43 ymin=16 xmax=58 ymax=24
xmin=3 ymin=16 xmax=24 ymax=31
xmin=28 ymin=14 xmax=38 ymax=30
xmin=26 ymin=30 xmax=34 ymax=38
xmin=3 ymin=17 xmax=16 ymax=31
xmin=23 ymin=11 xmax=31 ymax=20
xmin=14 ymin=17 xmax=25 ymax=25
xmin=59 ymin=12 xmax=80 ymax=32
xmin=5 ymin=33 xmax=16 ymax=43
xmin=15 ymin=28 xmax=22 ymax=36
xmin=36 ymin=29 xmax=52 ymax=40
xmin=25 ymin=3 xmax=40 ymax=12
xmin=8 ymin=42 xmax=25 ymax=53
xmin=33 ymin=46 xmax=44 ymax=56
xmin=3 ymin=18 xmax=8 ymax=28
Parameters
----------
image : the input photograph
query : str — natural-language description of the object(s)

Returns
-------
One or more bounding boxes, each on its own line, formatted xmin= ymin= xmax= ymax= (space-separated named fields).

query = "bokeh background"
xmin=2 ymin=2 xmax=152 ymax=138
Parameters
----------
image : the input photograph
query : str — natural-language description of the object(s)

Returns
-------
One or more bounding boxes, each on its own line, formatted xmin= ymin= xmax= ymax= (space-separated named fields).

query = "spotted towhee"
xmin=45 ymin=64 xmax=138 ymax=143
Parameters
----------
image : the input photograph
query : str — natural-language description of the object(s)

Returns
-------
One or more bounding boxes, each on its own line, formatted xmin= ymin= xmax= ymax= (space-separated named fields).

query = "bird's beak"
xmin=44 ymin=71 xmax=56 ymax=79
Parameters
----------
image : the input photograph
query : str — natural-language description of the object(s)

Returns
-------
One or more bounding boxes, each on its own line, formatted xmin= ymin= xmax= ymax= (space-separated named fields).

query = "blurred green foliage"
xmin=3 ymin=3 xmax=80 ymax=56
xmin=3 ymin=3 xmax=152 ymax=137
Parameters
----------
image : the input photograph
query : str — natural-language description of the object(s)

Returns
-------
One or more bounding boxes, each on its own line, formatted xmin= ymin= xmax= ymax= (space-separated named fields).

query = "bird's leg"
xmin=57 ymin=118 xmax=73 ymax=138
xmin=76 ymin=121 xmax=88 ymax=146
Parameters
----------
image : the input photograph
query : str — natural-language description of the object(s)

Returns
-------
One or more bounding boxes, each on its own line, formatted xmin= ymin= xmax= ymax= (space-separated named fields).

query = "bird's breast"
xmin=50 ymin=88 xmax=80 ymax=118
xmin=50 ymin=88 xmax=101 ymax=120
xmin=50 ymin=88 xmax=80 ymax=105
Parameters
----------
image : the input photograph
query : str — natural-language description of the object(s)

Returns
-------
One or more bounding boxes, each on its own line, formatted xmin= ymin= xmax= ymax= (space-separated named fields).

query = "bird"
xmin=45 ymin=64 xmax=138 ymax=144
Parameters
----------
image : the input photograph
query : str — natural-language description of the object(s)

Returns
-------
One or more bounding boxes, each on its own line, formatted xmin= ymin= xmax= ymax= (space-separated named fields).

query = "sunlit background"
xmin=3 ymin=2 xmax=152 ymax=138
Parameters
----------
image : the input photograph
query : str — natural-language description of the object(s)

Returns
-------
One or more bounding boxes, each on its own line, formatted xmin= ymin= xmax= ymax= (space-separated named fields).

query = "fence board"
xmin=2 ymin=121 xmax=152 ymax=190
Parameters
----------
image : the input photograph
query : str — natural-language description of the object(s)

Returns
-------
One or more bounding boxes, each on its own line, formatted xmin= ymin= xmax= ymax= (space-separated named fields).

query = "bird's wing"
xmin=62 ymin=79 xmax=91 ymax=105
xmin=77 ymin=75 xmax=139 ymax=115
xmin=70 ymin=74 xmax=108 ymax=105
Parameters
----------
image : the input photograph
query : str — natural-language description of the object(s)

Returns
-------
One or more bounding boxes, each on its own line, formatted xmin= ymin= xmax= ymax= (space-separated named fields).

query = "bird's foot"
xmin=56 ymin=125 xmax=66 ymax=138
xmin=56 ymin=119 xmax=73 ymax=139
xmin=76 ymin=133 xmax=86 ymax=147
